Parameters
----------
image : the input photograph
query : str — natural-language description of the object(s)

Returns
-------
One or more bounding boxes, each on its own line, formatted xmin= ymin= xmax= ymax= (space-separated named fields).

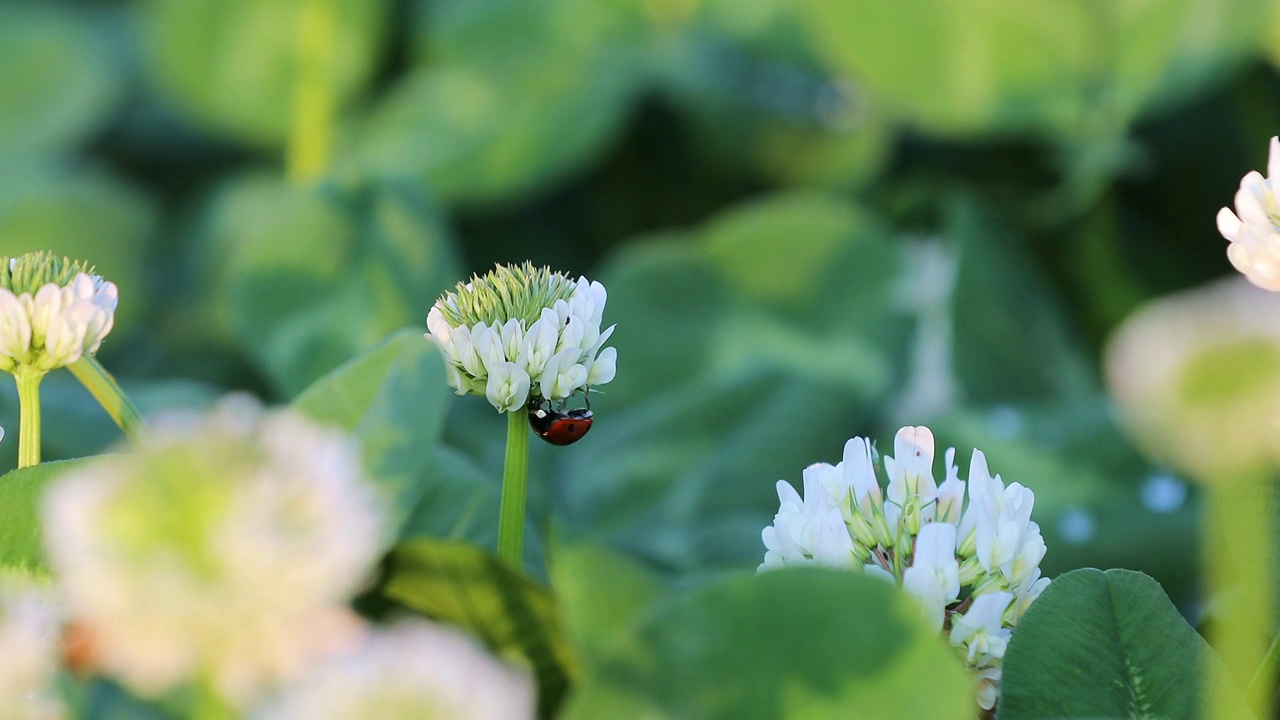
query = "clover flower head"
xmin=1218 ymin=137 xmax=1280 ymax=291
xmin=1105 ymin=276 xmax=1280 ymax=482
xmin=759 ymin=425 xmax=1050 ymax=710
xmin=0 ymin=251 xmax=118 ymax=374
xmin=425 ymin=262 xmax=616 ymax=412
xmin=41 ymin=395 xmax=385 ymax=707
xmin=251 ymin=619 xmax=535 ymax=720
xmin=0 ymin=572 xmax=64 ymax=720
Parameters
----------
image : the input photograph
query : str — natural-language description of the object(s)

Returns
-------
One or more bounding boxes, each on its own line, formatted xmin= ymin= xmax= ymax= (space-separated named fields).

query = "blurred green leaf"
xmin=563 ymin=567 xmax=972 ymax=719
xmin=0 ymin=163 xmax=156 ymax=328
xmin=294 ymin=329 xmax=450 ymax=538
xmin=0 ymin=458 xmax=92 ymax=572
xmin=999 ymin=568 xmax=1247 ymax=719
xmin=658 ymin=37 xmax=892 ymax=190
xmin=141 ymin=0 xmax=385 ymax=146
xmin=946 ymin=196 xmax=1095 ymax=404
xmin=382 ymin=538 xmax=576 ymax=716
xmin=797 ymin=0 xmax=1269 ymax=138
xmin=551 ymin=367 xmax=880 ymax=576
xmin=202 ymin=174 xmax=458 ymax=395
xmin=398 ymin=444 xmax=547 ymax=576
xmin=349 ymin=60 xmax=639 ymax=205
xmin=0 ymin=3 xmax=122 ymax=158
xmin=600 ymin=191 xmax=903 ymax=407
xmin=550 ymin=542 xmax=666 ymax=666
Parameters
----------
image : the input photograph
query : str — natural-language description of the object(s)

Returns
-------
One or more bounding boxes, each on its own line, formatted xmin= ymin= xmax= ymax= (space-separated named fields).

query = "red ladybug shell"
xmin=528 ymin=403 xmax=593 ymax=446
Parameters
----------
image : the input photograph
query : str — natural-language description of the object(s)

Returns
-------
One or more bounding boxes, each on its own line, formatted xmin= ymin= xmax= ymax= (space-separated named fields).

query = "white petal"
xmin=1267 ymin=136 xmax=1280 ymax=179
xmin=484 ymin=363 xmax=531 ymax=413
xmin=586 ymin=347 xmax=616 ymax=386
xmin=1217 ymin=207 xmax=1243 ymax=241
xmin=0 ymin=289 xmax=32 ymax=358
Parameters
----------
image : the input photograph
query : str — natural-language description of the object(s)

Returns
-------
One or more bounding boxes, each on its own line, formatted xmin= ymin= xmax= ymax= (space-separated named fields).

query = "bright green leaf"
xmin=0 ymin=458 xmax=93 ymax=572
xmin=998 ymin=568 xmax=1250 ymax=719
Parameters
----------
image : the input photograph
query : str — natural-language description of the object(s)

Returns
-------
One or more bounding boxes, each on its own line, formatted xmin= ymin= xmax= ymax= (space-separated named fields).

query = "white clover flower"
xmin=425 ymin=262 xmax=616 ymax=413
xmin=0 ymin=251 xmax=117 ymax=374
xmin=41 ymin=396 xmax=385 ymax=708
xmin=1217 ymin=137 xmax=1280 ymax=291
xmin=0 ymin=573 xmax=64 ymax=720
xmin=759 ymin=425 xmax=1049 ymax=711
xmin=1105 ymin=276 xmax=1280 ymax=482
xmin=251 ymin=619 xmax=535 ymax=720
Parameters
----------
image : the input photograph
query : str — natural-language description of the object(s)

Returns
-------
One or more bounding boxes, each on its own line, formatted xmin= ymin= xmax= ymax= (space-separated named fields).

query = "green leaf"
xmin=550 ymin=542 xmax=666 ymax=665
xmin=946 ymin=196 xmax=1095 ymax=404
xmin=140 ymin=0 xmax=385 ymax=146
xmin=0 ymin=163 xmax=157 ymax=328
xmin=397 ymin=445 xmax=546 ymax=575
xmin=0 ymin=458 xmax=93 ymax=572
xmin=0 ymin=3 xmax=122 ymax=158
xmin=998 ymin=568 xmax=1250 ymax=719
xmin=597 ymin=191 xmax=901 ymax=407
xmin=293 ymin=329 xmax=451 ymax=538
xmin=202 ymin=174 xmax=459 ymax=395
xmin=348 ymin=59 xmax=638 ymax=204
xmin=563 ymin=567 xmax=973 ymax=719
xmin=797 ymin=0 xmax=1270 ymax=138
xmin=382 ymin=538 xmax=576 ymax=716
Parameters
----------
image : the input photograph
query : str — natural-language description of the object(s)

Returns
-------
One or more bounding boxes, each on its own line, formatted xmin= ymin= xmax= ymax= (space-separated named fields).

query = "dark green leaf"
xmin=563 ymin=567 xmax=972 ymax=719
xmin=998 ymin=568 xmax=1249 ymax=719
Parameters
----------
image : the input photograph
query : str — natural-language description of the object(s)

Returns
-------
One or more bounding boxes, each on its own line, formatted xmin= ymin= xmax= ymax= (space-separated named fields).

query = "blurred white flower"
xmin=1217 ymin=137 xmax=1280 ymax=291
xmin=425 ymin=262 xmax=616 ymax=413
xmin=252 ymin=620 xmax=535 ymax=720
xmin=758 ymin=425 xmax=1048 ymax=710
xmin=1105 ymin=276 xmax=1280 ymax=482
xmin=41 ymin=396 xmax=385 ymax=707
xmin=0 ymin=251 xmax=117 ymax=374
xmin=0 ymin=574 xmax=64 ymax=720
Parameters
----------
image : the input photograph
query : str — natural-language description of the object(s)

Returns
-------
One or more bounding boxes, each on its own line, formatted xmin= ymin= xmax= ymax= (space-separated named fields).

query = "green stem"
xmin=66 ymin=357 xmax=148 ymax=441
xmin=1248 ymin=630 xmax=1280 ymax=711
xmin=14 ymin=369 xmax=43 ymax=468
xmin=497 ymin=410 xmax=530 ymax=567
xmin=286 ymin=0 xmax=335 ymax=182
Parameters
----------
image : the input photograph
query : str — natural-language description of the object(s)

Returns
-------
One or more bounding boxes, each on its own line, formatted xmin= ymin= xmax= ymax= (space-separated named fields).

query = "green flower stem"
xmin=1205 ymin=477 xmax=1273 ymax=719
xmin=14 ymin=368 xmax=43 ymax=468
xmin=286 ymin=0 xmax=335 ymax=182
xmin=67 ymin=357 xmax=149 ymax=441
xmin=498 ymin=409 xmax=530 ymax=567
xmin=1248 ymin=630 xmax=1280 ymax=712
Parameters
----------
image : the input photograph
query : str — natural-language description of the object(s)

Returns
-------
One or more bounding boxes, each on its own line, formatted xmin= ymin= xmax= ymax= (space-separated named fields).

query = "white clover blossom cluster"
xmin=0 ymin=251 xmax=117 ymax=374
xmin=759 ymin=426 xmax=1050 ymax=710
xmin=0 ymin=575 xmax=64 ymax=720
xmin=253 ymin=620 xmax=535 ymax=720
xmin=1218 ymin=136 xmax=1280 ymax=292
xmin=425 ymin=262 xmax=617 ymax=413
xmin=41 ymin=396 xmax=385 ymax=708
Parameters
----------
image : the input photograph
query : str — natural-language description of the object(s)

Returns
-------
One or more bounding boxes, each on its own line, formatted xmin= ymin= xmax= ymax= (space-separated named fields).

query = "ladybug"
xmin=527 ymin=391 xmax=593 ymax=446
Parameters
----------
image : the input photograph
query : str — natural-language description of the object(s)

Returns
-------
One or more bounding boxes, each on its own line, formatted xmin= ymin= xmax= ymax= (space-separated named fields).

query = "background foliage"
xmin=6 ymin=0 xmax=1280 ymax=713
